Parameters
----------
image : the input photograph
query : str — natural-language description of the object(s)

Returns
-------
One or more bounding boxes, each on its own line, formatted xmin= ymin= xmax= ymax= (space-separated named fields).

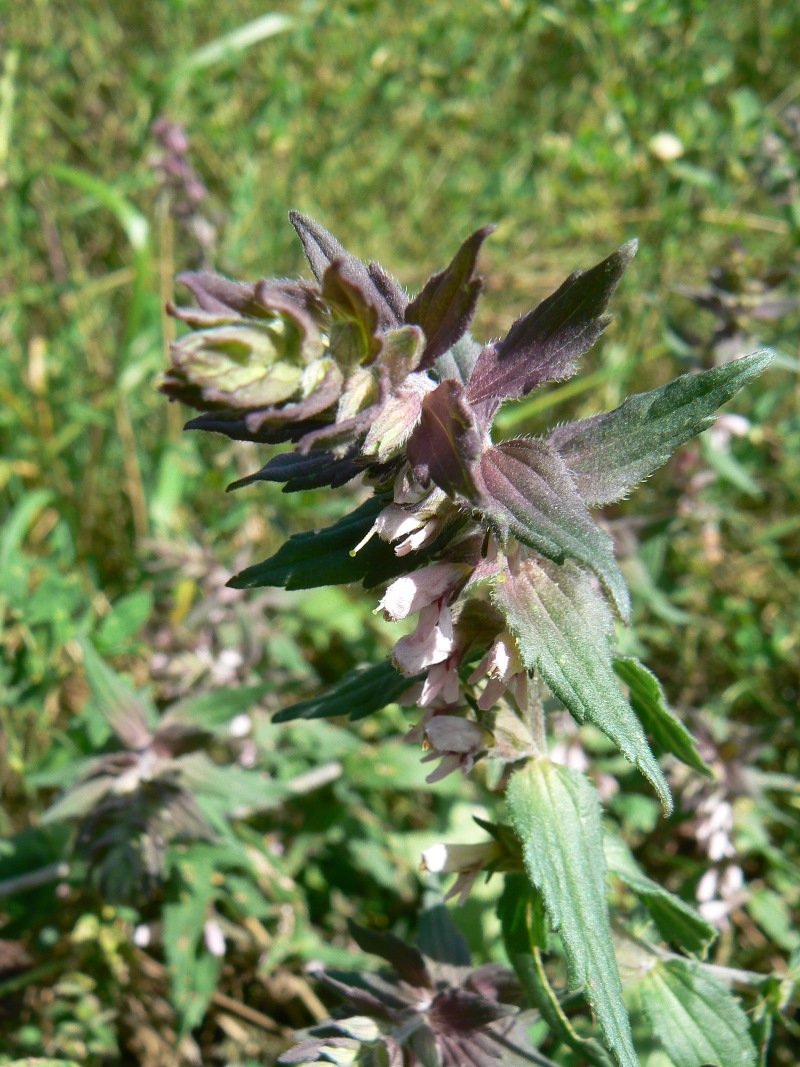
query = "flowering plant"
xmin=162 ymin=214 xmax=771 ymax=1066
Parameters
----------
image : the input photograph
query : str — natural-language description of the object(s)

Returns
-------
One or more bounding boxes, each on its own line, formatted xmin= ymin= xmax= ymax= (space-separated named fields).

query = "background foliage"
xmin=1 ymin=1 xmax=798 ymax=1064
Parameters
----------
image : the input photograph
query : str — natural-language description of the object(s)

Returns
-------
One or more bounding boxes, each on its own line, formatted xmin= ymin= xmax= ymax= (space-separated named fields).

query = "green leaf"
xmin=228 ymin=498 xmax=420 ymax=591
xmin=548 ymin=350 xmax=773 ymax=505
xmin=494 ymin=559 xmax=671 ymax=811
xmin=274 ymin=659 xmax=415 ymax=723
xmin=417 ymin=900 xmax=472 ymax=967
xmin=603 ymin=832 xmax=716 ymax=956
xmin=477 ymin=439 xmax=631 ymax=621
xmin=613 ymin=657 xmax=711 ymax=776
xmin=41 ymin=775 xmax=114 ymax=824
xmin=96 ymin=590 xmax=153 ymax=652
xmin=78 ymin=638 xmax=157 ymax=747
xmin=638 ymin=960 xmax=757 ymax=1067
xmin=507 ymin=760 xmax=638 ymax=1067
xmin=163 ymin=846 xmax=224 ymax=1035
xmin=163 ymin=683 xmax=274 ymax=732
xmin=0 ymin=489 xmax=53 ymax=573
xmin=177 ymin=753 xmax=288 ymax=816
xmin=499 ymin=875 xmax=614 ymax=1067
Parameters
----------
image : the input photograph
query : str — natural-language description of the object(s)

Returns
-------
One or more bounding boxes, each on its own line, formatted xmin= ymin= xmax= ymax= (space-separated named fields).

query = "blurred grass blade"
xmin=175 ymin=14 xmax=294 ymax=80
xmin=0 ymin=49 xmax=19 ymax=178
xmin=44 ymin=164 xmax=149 ymax=254
xmin=0 ymin=489 xmax=53 ymax=572
xmin=43 ymin=164 xmax=151 ymax=347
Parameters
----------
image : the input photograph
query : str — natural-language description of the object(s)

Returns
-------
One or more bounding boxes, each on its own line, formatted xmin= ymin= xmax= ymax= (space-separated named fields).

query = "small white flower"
xmin=649 ymin=132 xmax=684 ymax=162
xmin=421 ymin=840 xmax=501 ymax=906
xmin=204 ymin=918 xmax=226 ymax=957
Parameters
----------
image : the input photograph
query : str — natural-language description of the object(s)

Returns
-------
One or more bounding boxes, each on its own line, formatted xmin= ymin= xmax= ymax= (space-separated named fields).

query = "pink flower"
xmin=467 ymin=632 xmax=525 ymax=711
xmin=393 ymin=601 xmax=456 ymax=675
xmin=378 ymin=563 xmax=468 ymax=622
xmin=421 ymin=715 xmax=485 ymax=783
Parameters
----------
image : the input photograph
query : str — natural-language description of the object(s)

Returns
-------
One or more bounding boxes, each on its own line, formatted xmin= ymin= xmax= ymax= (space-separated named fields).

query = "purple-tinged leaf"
xmin=314 ymin=971 xmax=400 ymax=1020
xmin=475 ymin=439 xmax=630 ymax=621
xmin=295 ymin=401 xmax=381 ymax=455
xmin=406 ymin=380 xmax=483 ymax=498
xmin=323 ymin=258 xmax=382 ymax=365
xmin=368 ymin=261 xmax=409 ymax=322
xmin=406 ymin=227 xmax=495 ymax=369
xmin=289 ymin=211 xmax=401 ymax=329
xmin=289 ymin=210 xmax=352 ymax=284
xmin=363 ymin=372 xmax=435 ymax=463
xmin=494 ymin=558 xmax=670 ymax=811
xmin=78 ymin=637 xmax=156 ymax=748
xmin=348 ymin=921 xmax=432 ymax=989
xmin=174 ymin=271 xmax=261 ymax=316
xmin=226 ymin=447 xmax=361 ymax=493
xmin=467 ymin=241 xmax=637 ymax=411
xmin=548 ymin=350 xmax=773 ymax=505
xmin=183 ymin=410 xmax=326 ymax=445
xmin=381 ymin=325 xmax=426 ymax=385
xmin=430 ymin=989 xmax=515 ymax=1032
xmin=173 ymin=272 xmax=326 ymax=325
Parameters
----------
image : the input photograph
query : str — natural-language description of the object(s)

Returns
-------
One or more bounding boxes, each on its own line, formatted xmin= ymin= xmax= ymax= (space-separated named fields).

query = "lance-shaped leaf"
xmin=613 ymin=657 xmax=711 ymax=776
xmin=184 ymin=409 xmax=326 ymax=444
xmin=79 ymin=637 xmax=156 ymax=748
xmin=228 ymin=498 xmax=432 ymax=591
xmin=467 ymin=241 xmax=637 ymax=409
xmin=548 ymin=350 xmax=773 ymax=506
xmin=174 ymin=271 xmax=265 ymax=317
xmin=493 ymin=559 xmax=670 ymax=810
xmin=274 ymin=659 xmax=418 ymax=723
xmin=367 ymin=261 xmax=409 ymax=323
xmin=227 ymin=447 xmax=361 ymax=493
xmin=476 ymin=439 xmax=630 ymax=621
xmin=406 ymin=226 xmax=495 ymax=368
xmin=638 ymin=960 xmax=757 ymax=1067
xmin=603 ymin=833 xmax=716 ymax=956
xmin=507 ymin=760 xmax=639 ymax=1067
xmin=289 ymin=210 xmax=401 ymax=330
xmin=406 ymin=379 xmax=483 ymax=498
xmin=498 ymin=876 xmax=613 ymax=1067
xmin=348 ymin=921 xmax=432 ymax=989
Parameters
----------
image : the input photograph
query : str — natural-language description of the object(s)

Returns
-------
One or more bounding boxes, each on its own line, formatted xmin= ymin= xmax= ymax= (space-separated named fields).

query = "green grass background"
xmin=1 ymin=1 xmax=798 ymax=1063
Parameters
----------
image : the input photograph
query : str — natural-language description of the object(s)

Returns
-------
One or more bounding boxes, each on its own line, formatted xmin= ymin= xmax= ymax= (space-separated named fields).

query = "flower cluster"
xmin=162 ymin=213 xmax=769 ymax=814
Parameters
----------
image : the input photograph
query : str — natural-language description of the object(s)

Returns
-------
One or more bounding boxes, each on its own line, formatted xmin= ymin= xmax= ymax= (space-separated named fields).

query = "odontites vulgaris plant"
xmin=162 ymin=213 xmax=771 ymax=1066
